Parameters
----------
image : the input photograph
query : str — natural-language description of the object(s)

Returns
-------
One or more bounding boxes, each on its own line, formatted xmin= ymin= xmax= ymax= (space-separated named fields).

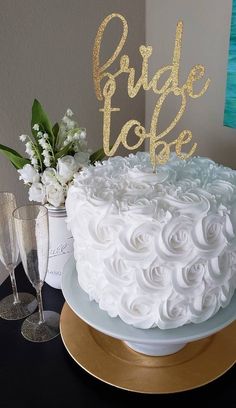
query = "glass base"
xmin=0 ymin=293 xmax=37 ymax=320
xmin=21 ymin=310 xmax=60 ymax=342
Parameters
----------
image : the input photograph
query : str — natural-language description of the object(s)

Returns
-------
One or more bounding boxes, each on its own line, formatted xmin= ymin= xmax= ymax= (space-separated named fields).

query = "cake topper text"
xmin=93 ymin=13 xmax=210 ymax=169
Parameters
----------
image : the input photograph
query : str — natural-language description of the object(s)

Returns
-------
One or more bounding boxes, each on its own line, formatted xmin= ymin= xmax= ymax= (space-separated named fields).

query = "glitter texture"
xmin=93 ymin=14 xmax=210 ymax=169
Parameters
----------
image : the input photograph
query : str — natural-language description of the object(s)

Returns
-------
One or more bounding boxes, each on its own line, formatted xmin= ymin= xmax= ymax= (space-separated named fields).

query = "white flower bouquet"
xmin=0 ymin=99 xmax=105 ymax=207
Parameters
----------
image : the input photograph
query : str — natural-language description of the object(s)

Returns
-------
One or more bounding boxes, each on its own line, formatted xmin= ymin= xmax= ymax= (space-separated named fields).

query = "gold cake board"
xmin=60 ymin=302 xmax=236 ymax=394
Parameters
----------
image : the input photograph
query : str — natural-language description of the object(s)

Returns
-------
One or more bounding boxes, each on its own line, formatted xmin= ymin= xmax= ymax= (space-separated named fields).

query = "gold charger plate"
xmin=60 ymin=302 xmax=236 ymax=394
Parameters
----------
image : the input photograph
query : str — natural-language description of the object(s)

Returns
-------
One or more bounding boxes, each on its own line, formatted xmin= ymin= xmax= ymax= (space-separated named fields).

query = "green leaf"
xmin=52 ymin=122 xmax=59 ymax=147
xmin=52 ymin=122 xmax=59 ymax=138
xmin=54 ymin=142 xmax=73 ymax=160
xmin=89 ymin=147 xmax=107 ymax=165
xmin=31 ymin=99 xmax=54 ymax=145
xmin=0 ymin=144 xmax=30 ymax=169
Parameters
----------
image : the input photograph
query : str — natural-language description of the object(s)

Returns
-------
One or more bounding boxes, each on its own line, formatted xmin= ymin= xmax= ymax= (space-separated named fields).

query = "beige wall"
xmin=146 ymin=0 xmax=236 ymax=169
xmin=0 ymin=0 xmax=145 ymax=207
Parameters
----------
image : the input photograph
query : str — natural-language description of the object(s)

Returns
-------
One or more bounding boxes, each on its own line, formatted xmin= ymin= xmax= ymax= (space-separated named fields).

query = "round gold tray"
xmin=60 ymin=302 xmax=236 ymax=394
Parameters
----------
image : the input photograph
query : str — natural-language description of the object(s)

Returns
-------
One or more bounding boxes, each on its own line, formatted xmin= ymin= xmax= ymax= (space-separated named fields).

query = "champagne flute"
xmin=13 ymin=204 xmax=60 ymax=342
xmin=0 ymin=192 xmax=37 ymax=320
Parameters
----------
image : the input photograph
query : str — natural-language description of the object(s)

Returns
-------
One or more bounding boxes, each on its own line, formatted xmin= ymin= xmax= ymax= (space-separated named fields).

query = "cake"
xmin=66 ymin=152 xmax=236 ymax=329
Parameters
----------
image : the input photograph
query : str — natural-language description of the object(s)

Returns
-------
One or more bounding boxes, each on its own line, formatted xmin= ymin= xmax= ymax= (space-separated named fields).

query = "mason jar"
xmin=45 ymin=205 xmax=73 ymax=289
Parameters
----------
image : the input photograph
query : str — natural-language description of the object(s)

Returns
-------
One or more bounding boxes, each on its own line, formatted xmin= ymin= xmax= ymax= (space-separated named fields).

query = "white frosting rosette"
xmin=66 ymin=152 xmax=236 ymax=330
xmin=157 ymin=293 xmax=189 ymax=329
xmin=119 ymin=221 xmax=159 ymax=263
xmin=171 ymin=261 xmax=206 ymax=297
xmin=99 ymin=286 xmax=121 ymax=318
xmin=136 ymin=259 xmax=172 ymax=296
xmin=206 ymin=180 xmax=236 ymax=204
xmin=156 ymin=215 xmax=195 ymax=263
xmin=88 ymin=215 xmax=124 ymax=251
xmin=103 ymin=256 xmax=135 ymax=286
xmin=192 ymin=213 xmax=228 ymax=258
xmin=118 ymin=293 xmax=157 ymax=329
xmin=76 ymin=259 xmax=101 ymax=302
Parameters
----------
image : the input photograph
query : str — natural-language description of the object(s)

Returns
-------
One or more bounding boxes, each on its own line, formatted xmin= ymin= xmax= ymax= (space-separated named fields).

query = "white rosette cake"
xmin=66 ymin=152 xmax=236 ymax=329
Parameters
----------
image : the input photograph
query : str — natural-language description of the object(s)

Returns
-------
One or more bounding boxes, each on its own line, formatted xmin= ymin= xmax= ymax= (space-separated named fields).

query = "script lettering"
xmin=93 ymin=13 xmax=210 ymax=169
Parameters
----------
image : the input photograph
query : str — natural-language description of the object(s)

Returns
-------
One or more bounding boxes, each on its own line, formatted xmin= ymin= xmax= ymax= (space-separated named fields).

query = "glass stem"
xmin=9 ymin=267 xmax=20 ymax=304
xmin=36 ymin=288 xmax=45 ymax=324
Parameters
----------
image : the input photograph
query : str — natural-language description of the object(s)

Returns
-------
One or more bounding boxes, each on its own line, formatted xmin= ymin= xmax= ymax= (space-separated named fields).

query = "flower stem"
xmin=33 ymin=144 xmax=43 ymax=171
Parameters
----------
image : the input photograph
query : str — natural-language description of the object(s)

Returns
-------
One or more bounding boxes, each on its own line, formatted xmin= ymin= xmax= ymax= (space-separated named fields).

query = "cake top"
xmin=69 ymin=152 xmax=236 ymax=217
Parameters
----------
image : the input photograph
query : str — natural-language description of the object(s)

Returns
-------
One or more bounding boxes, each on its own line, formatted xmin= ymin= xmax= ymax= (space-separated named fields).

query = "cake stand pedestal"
xmin=124 ymin=340 xmax=186 ymax=356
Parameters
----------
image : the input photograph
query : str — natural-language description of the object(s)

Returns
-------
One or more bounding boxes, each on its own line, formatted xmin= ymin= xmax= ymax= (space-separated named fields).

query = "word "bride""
xmin=93 ymin=13 xmax=210 ymax=168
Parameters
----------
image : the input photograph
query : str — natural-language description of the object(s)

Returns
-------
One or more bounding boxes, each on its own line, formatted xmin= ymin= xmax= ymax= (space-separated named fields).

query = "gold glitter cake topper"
xmin=93 ymin=13 xmax=210 ymax=169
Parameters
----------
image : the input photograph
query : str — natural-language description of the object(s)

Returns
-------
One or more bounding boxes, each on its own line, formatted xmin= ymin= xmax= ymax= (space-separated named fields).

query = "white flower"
xmin=67 ymin=119 xmax=75 ymax=130
xmin=57 ymin=155 xmax=79 ymax=183
xmin=37 ymin=131 xmax=43 ymax=138
xmin=63 ymin=135 xmax=74 ymax=146
xmin=19 ymin=134 xmax=27 ymax=142
xmin=73 ymin=144 xmax=79 ymax=152
xmin=62 ymin=116 xmax=75 ymax=129
xmin=67 ymin=135 xmax=73 ymax=142
xmin=80 ymin=130 xmax=86 ymax=140
xmin=44 ymin=157 xmax=51 ymax=167
xmin=33 ymin=124 xmax=39 ymax=131
xmin=78 ymin=139 xmax=88 ymax=152
xmin=18 ymin=164 xmax=40 ymax=184
xmin=74 ymin=151 xmax=90 ymax=168
xmin=42 ymin=149 xmax=50 ymax=158
xmin=25 ymin=142 xmax=34 ymax=157
xmin=46 ymin=182 xmax=65 ymax=207
xmin=29 ymin=182 xmax=46 ymax=203
xmin=73 ymin=133 xmax=80 ymax=141
xmin=43 ymin=133 xmax=48 ymax=138
xmin=41 ymin=168 xmax=58 ymax=185
xmin=31 ymin=157 xmax=38 ymax=167
xmin=66 ymin=108 xmax=73 ymax=117
xmin=39 ymin=139 xmax=49 ymax=149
